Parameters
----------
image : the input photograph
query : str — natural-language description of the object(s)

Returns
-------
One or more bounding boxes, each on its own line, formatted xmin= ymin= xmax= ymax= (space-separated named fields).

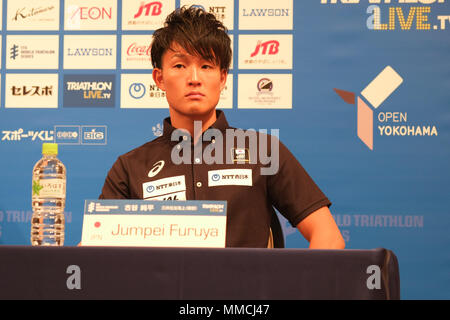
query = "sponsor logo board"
xmin=238 ymin=74 xmax=292 ymax=109
xmin=6 ymin=35 xmax=59 ymax=69
xmin=5 ymin=73 xmax=58 ymax=108
xmin=7 ymin=0 xmax=60 ymax=30
xmin=180 ymin=0 xmax=234 ymax=30
xmin=120 ymin=74 xmax=168 ymax=108
xmin=121 ymin=34 xmax=152 ymax=69
xmin=64 ymin=74 xmax=115 ymax=108
xmin=64 ymin=35 xmax=116 ymax=69
xmin=122 ymin=0 xmax=175 ymax=30
xmin=65 ymin=0 xmax=117 ymax=30
xmin=239 ymin=0 xmax=293 ymax=30
xmin=239 ymin=35 xmax=292 ymax=70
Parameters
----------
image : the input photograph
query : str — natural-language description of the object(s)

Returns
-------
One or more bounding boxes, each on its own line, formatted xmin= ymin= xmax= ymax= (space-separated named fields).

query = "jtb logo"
xmin=250 ymin=40 xmax=279 ymax=57
xmin=334 ymin=66 xmax=403 ymax=150
xmin=134 ymin=1 xmax=162 ymax=18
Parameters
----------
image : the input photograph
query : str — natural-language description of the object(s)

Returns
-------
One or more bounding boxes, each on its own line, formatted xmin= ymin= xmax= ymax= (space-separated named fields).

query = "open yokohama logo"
xmin=334 ymin=66 xmax=403 ymax=151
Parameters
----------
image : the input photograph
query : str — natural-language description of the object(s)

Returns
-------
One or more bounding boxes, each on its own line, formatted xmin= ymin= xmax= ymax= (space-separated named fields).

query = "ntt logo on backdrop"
xmin=334 ymin=65 xmax=438 ymax=151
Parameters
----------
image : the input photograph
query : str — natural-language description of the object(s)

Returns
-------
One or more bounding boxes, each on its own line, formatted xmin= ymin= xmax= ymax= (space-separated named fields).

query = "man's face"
xmin=153 ymin=42 xmax=227 ymax=119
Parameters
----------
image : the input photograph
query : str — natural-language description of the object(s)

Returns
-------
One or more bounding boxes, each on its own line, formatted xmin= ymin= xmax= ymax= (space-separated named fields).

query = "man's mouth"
xmin=185 ymin=91 xmax=205 ymax=99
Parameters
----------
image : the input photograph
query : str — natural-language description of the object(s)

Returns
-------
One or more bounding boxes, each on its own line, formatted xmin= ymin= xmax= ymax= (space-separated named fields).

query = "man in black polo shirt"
xmin=100 ymin=6 xmax=345 ymax=249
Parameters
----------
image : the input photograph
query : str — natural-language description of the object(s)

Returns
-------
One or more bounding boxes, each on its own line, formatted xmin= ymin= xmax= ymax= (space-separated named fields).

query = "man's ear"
xmin=220 ymin=69 xmax=228 ymax=91
xmin=152 ymin=68 xmax=165 ymax=91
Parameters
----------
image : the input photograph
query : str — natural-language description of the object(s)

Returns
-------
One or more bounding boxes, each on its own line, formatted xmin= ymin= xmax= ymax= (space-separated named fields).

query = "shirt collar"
xmin=162 ymin=110 xmax=230 ymax=142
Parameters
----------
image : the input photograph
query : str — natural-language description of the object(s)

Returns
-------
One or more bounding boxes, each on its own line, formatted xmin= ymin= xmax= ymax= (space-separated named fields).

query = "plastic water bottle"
xmin=31 ymin=143 xmax=66 ymax=246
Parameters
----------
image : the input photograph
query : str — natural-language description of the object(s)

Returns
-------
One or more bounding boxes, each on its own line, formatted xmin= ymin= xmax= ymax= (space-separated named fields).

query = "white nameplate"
xmin=81 ymin=200 xmax=227 ymax=248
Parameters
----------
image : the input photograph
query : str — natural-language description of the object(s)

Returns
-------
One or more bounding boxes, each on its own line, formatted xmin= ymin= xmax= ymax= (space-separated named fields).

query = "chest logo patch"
xmin=208 ymin=169 xmax=252 ymax=187
xmin=231 ymin=148 xmax=250 ymax=163
xmin=142 ymin=175 xmax=186 ymax=200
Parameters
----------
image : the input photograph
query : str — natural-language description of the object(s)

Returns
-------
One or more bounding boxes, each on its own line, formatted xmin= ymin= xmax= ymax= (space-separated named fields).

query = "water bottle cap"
xmin=42 ymin=143 xmax=58 ymax=155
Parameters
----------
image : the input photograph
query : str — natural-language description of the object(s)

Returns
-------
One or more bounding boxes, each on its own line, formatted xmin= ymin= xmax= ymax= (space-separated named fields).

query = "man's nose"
xmin=188 ymin=66 xmax=201 ymax=85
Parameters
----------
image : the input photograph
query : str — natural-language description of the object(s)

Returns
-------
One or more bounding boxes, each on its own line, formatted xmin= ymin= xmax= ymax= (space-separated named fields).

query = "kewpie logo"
xmin=334 ymin=66 xmax=403 ymax=150
xmin=134 ymin=1 xmax=162 ymax=18
xmin=250 ymin=40 xmax=280 ymax=57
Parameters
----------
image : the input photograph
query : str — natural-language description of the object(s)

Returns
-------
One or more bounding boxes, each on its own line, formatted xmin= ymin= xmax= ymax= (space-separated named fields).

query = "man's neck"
xmin=169 ymin=109 xmax=217 ymax=143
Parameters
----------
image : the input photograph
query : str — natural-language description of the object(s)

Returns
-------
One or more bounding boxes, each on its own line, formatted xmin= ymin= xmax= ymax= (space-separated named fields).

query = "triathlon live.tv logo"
xmin=334 ymin=66 xmax=438 ymax=150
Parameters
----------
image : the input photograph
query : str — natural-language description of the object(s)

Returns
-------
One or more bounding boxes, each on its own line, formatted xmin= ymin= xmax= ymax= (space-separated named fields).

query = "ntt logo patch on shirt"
xmin=142 ymin=175 xmax=186 ymax=200
xmin=208 ymin=169 xmax=252 ymax=187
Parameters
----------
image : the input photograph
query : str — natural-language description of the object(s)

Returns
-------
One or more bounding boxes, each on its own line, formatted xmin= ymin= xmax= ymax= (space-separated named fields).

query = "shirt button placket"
xmin=192 ymin=143 xmax=204 ymax=200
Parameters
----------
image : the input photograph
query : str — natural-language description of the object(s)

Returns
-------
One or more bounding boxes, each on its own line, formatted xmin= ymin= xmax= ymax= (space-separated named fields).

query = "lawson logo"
xmin=239 ymin=0 xmax=293 ymax=30
xmin=242 ymin=8 xmax=290 ymax=17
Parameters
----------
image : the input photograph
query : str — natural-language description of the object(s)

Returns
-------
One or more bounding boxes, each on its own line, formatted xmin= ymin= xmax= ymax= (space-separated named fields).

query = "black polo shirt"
xmin=99 ymin=110 xmax=331 ymax=247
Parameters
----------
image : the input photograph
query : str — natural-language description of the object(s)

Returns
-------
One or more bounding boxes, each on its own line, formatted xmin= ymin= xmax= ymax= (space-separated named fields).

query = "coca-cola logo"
xmin=127 ymin=42 xmax=151 ymax=56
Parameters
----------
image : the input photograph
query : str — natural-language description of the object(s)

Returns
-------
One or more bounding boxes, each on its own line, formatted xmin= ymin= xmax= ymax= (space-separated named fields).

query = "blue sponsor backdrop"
xmin=0 ymin=1 xmax=449 ymax=299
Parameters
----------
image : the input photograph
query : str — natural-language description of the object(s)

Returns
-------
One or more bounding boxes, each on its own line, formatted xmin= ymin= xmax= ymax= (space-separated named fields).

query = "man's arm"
xmin=99 ymin=156 xmax=130 ymax=199
xmin=297 ymin=206 xmax=345 ymax=249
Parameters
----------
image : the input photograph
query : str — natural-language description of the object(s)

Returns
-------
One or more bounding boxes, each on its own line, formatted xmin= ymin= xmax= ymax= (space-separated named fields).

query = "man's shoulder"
xmin=118 ymin=136 xmax=167 ymax=160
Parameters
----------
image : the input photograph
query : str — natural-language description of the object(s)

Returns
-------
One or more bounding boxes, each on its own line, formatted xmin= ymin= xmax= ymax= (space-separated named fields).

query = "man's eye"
xmin=202 ymin=65 xmax=213 ymax=69
xmin=174 ymin=64 xmax=184 ymax=68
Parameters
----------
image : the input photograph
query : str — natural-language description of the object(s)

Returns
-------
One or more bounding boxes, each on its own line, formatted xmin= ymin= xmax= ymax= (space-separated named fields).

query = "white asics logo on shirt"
xmin=148 ymin=160 xmax=165 ymax=178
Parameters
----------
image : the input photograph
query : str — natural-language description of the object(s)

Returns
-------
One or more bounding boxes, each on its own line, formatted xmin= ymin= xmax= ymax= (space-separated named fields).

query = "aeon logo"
xmin=67 ymin=5 xmax=112 ymax=29
xmin=69 ymin=6 xmax=112 ymax=20
xmin=134 ymin=1 xmax=162 ymax=18
xmin=334 ymin=66 xmax=403 ymax=150
xmin=250 ymin=40 xmax=279 ymax=57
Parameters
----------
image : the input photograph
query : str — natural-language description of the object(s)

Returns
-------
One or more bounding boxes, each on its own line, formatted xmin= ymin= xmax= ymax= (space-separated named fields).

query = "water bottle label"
xmin=32 ymin=179 xmax=66 ymax=198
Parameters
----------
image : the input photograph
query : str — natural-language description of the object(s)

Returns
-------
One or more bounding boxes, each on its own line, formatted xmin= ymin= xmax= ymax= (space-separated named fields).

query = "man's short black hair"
xmin=151 ymin=6 xmax=232 ymax=71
